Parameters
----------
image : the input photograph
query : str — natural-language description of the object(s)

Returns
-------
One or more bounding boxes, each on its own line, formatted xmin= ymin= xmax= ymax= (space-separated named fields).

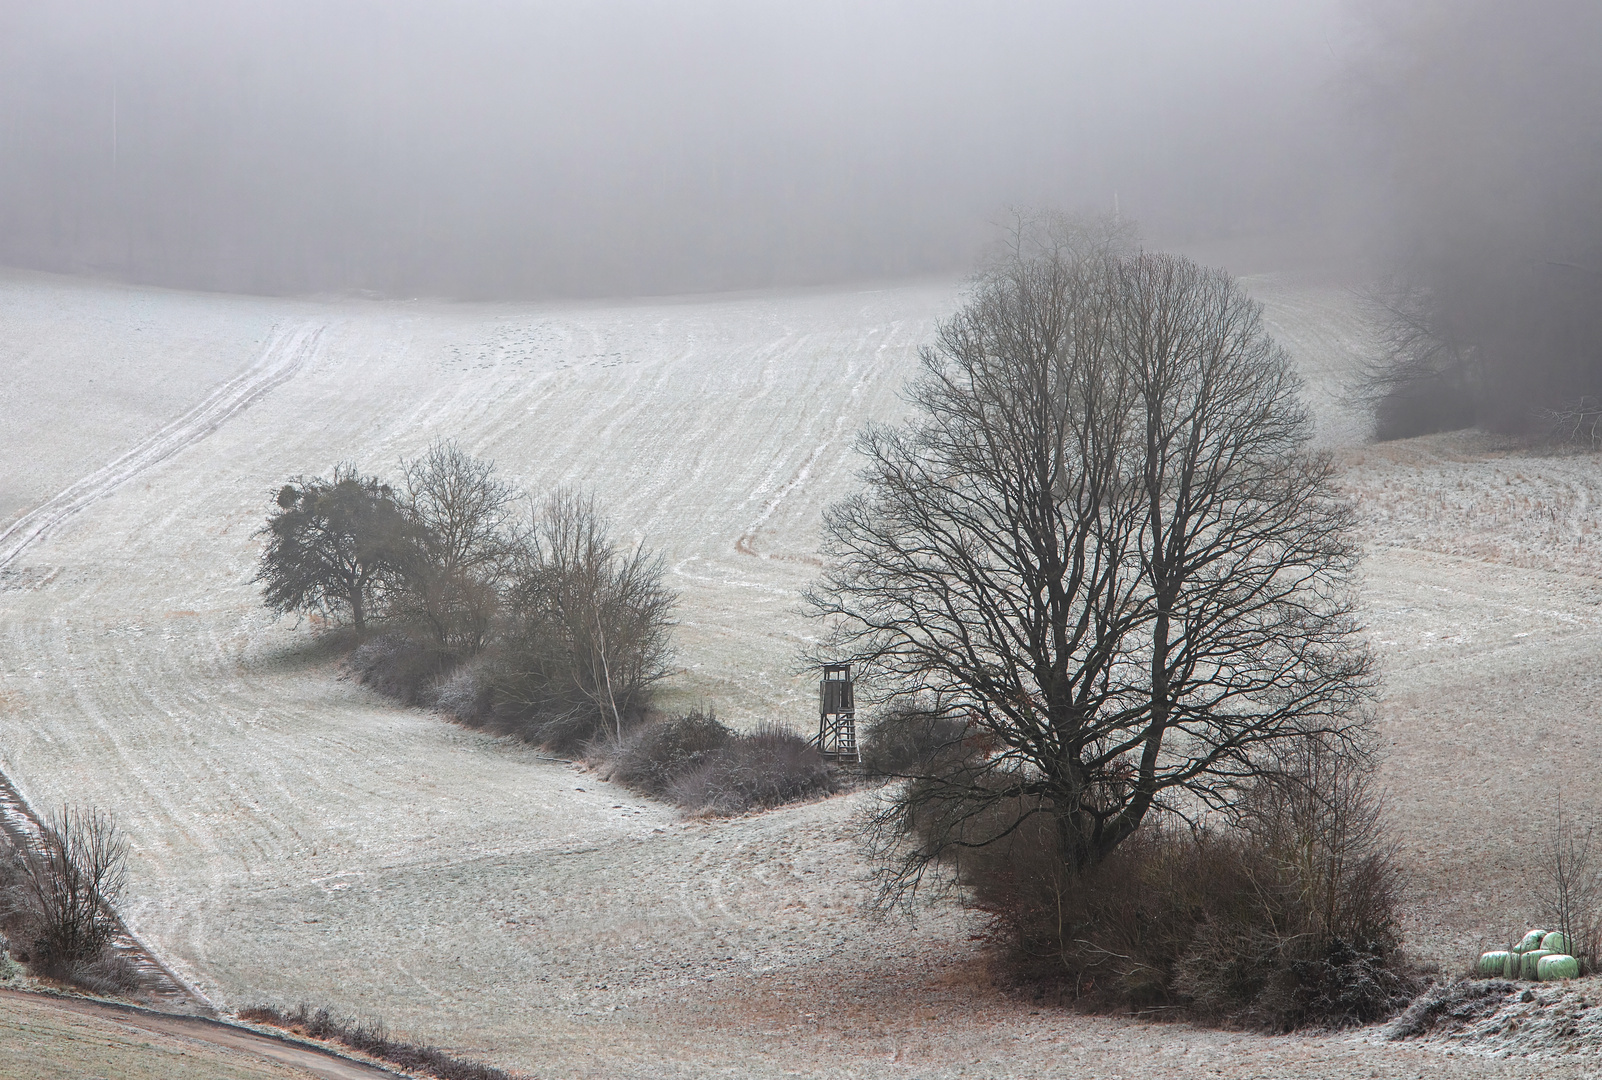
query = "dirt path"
xmin=0 ymin=988 xmax=402 ymax=1080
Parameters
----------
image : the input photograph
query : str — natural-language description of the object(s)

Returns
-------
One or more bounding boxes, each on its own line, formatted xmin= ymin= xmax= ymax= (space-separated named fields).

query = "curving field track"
xmin=3 ymin=268 xmax=1602 ymax=1078
xmin=0 ymin=989 xmax=392 ymax=1080
xmin=0 ymin=324 xmax=325 ymax=571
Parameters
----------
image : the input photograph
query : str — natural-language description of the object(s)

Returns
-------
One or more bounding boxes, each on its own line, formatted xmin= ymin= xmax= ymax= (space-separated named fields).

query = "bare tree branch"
xmin=397 ymin=439 xmax=519 ymax=654
xmin=808 ymin=213 xmax=1374 ymax=902
xmin=499 ymin=490 xmax=676 ymax=750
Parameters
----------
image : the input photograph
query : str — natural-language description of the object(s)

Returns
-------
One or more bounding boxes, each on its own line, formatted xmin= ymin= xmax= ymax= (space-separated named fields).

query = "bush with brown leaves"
xmin=604 ymin=713 xmax=837 ymax=815
xmin=899 ymin=745 xmax=1419 ymax=1029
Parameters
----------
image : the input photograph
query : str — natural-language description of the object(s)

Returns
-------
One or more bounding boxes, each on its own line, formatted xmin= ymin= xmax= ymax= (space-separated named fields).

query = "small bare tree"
xmin=1533 ymin=800 xmax=1601 ymax=972
xmin=398 ymin=440 xmax=518 ymax=654
xmin=1236 ymin=741 xmax=1401 ymax=952
xmin=500 ymin=491 xmax=676 ymax=750
xmin=1354 ymin=278 xmax=1481 ymax=440
xmin=809 ymin=213 xmax=1374 ymax=900
xmin=22 ymin=806 xmax=128 ymax=969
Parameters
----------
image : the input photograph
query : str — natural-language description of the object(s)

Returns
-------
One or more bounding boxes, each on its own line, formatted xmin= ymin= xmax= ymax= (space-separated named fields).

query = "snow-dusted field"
xmin=3 ymin=267 xmax=1600 ymax=1077
xmin=0 ymin=270 xmax=289 ymax=534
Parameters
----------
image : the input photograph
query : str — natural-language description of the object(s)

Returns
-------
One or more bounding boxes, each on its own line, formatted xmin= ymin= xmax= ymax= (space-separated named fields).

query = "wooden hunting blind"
xmin=817 ymin=663 xmax=859 ymax=764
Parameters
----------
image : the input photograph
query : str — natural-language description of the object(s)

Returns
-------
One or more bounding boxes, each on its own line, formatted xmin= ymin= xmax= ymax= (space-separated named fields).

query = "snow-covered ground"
xmin=0 ymin=269 xmax=290 ymax=534
xmin=3 ymin=267 xmax=1600 ymax=1078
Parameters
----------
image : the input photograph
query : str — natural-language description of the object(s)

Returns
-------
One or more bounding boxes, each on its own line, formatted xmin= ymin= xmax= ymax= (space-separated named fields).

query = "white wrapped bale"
xmin=1478 ymin=950 xmax=1513 ymax=977
xmin=1520 ymin=949 xmax=1554 ymax=980
xmin=1538 ymin=954 xmax=1581 ymax=982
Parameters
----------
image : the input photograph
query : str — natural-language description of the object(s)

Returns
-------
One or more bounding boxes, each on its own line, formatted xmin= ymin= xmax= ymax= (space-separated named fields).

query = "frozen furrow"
xmin=0 ymin=324 xmax=324 ymax=570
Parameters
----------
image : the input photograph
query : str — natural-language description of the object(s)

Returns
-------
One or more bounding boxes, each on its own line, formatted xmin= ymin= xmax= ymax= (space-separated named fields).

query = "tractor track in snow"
xmin=0 ymin=324 xmax=323 ymax=1020
xmin=0 ymin=323 xmax=324 ymax=572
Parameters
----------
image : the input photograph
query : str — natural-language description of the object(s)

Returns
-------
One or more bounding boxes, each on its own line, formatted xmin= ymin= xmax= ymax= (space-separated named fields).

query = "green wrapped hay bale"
xmin=1539 ymin=953 xmax=1581 ymax=982
xmin=1479 ymin=950 xmax=1513 ymax=977
xmin=1541 ymin=931 xmax=1571 ymax=954
xmin=1517 ymin=929 xmax=1549 ymax=953
xmin=1504 ymin=950 xmax=1522 ymax=978
xmin=1521 ymin=949 xmax=1554 ymax=980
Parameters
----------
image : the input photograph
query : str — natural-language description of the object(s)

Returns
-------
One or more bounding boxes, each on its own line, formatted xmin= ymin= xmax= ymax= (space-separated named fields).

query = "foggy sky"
xmin=1355 ymin=0 xmax=1602 ymax=433
xmin=0 ymin=1 xmax=1363 ymax=298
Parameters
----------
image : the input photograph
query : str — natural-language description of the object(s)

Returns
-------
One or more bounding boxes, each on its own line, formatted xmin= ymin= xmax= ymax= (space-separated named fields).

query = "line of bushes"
xmin=238 ymin=1004 xmax=523 ymax=1080
xmin=255 ymin=442 xmax=673 ymax=753
xmin=257 ymin=443 xmax=837 ymax=815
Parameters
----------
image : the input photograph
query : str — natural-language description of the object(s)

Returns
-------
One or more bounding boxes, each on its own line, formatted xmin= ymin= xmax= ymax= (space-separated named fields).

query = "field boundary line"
xmin=0 ymin=322 xmax=325 ymax=570
xmin=0 ymin=768 xmax=215 ymax=1013
xmin=0 ymin=987 xmax=408 ymax=1080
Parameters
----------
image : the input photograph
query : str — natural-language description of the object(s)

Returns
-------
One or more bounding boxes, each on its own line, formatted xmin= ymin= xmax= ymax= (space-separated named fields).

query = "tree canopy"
xmin=254 ymin=465 xmax=413 ymax=633
xmin=808 ymin=216 xmax=1373 ymax=890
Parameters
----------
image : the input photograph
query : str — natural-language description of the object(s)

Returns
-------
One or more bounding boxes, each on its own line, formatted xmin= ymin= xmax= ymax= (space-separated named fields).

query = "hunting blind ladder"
xmin=817 ymin=663 xmax=859 ymax=764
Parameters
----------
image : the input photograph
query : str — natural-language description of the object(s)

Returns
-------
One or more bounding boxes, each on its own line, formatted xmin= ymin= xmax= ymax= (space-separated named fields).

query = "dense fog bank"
xmin=0 ymin=1 xmax=1361 ymax=299
xmin=1357 ymin=0 xmax=1602 ymax=434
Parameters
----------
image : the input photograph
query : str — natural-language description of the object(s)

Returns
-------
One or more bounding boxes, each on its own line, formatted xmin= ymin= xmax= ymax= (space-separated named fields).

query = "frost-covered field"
xmin=3 ymin=268 xmax=1600 ymax=1078
xmin=1342 ymin=435 xmax=1602 ymax=978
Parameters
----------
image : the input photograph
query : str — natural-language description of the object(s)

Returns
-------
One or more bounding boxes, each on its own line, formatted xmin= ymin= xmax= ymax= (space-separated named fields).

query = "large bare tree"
xmin=500 ymin=491 xmax=676 ymax=750
xmin=398 ymin=440 xmax=518 ymax=654
xmin=807 ymin=215 xmax=1373 ymax=891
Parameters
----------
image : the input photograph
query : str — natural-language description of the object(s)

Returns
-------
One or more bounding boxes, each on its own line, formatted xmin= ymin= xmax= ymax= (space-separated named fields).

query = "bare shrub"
xmin=20 ymin=806 xmax=128 ymax=975
xmin=1531 ymin=801 xmax=1602 ymax=973
xmin=600 ymin=712 xmax=838 ymax=815
xmin=66 ymin=950 xmax=144 ymax=996
xmin=0 ymin=823 xmax=146 ymax=997
xmin=903 ymin=741 xmax=1416 ymax=1028
xmin=239 ymin=1004 xmax=524 ymax=1080
xmin=349 ymin=634 xmax=457 ymax=706
xmin=430 ymin=658 xmax=497 ymax=725
xmin=1386 ymin=979 xmax=1515 ymax=1041
xmin=608 ymin=708 xmax=733 ymax=798
xmin=1171 ymin=746 xmax=1415 ymax=1029
xmin=666 ymin=725 xmax=837 ymax=815
xmin=496 ymin=491 xmax=676 ymax=753
xmin=858 ymin=706 xmax=969 ymax=780
xmin=0 ymin=847 xmax=37 ymax=962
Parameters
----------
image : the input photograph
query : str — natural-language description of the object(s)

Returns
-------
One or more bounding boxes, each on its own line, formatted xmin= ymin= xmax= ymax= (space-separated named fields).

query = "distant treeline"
xmin=1360 ymin=0 xmax=1602 ymax=436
